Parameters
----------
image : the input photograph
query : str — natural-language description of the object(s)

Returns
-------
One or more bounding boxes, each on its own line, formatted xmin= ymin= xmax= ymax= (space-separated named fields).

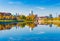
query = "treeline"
xmin=0 ymin=13 xmax=37 ymax=22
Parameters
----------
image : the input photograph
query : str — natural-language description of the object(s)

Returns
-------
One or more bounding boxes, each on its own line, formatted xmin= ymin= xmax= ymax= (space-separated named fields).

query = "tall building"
xmin=29 ymin=10 xmax=33 ymax=16
xmin=49 ymin=14 xmax=53 ymax=18
xmin=31 ymin=10 xmax=33 ymax=14
xmin=59 ymin=15 xmax=60 ymax=17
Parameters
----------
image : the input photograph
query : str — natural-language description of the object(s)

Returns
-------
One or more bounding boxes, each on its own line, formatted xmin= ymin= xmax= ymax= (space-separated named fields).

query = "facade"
xmin=0 ymin=12 xmax=17 ymax=20
xmin=49 ymin=14 xmax=53 ymax=18
xmin=0 ymin=12 xmax=12 ymax=19
xmin=0 ymin=12 xmax=11 ymax=16
xmin=37 ymin=16 xmax=49 ymax=24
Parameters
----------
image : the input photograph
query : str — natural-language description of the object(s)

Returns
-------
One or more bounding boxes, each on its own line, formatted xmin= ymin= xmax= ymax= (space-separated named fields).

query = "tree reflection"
xmin=0 ymin=21 xmax=60 ymax=30
xmin=0 ymin=22 xmax=37 ymax=30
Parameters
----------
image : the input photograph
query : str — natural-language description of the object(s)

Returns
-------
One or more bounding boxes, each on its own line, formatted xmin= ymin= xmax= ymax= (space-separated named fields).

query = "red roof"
xmin=0 ymin=12 xmax=11 ymax=15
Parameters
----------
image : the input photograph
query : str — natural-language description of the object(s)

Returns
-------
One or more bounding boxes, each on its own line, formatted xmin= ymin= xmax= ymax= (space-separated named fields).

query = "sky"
xmin=0 ymin=0 xmax=60 ymax=17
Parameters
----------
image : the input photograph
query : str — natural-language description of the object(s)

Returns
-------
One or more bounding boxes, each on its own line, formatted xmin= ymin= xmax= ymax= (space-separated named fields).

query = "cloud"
xmin=8 ymin=1 xmax=22 ymax=5
xmin=36 ymin=7 xmax=46 ymax=10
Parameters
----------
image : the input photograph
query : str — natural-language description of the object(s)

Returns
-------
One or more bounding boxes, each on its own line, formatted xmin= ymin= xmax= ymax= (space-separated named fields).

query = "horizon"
xmin=0 ymin=11 xmax=59 ymax=17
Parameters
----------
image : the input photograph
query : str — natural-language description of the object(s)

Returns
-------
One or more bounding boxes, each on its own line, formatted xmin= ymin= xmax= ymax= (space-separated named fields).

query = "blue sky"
xmin=0 ymin=0 xmax=60 ymax=17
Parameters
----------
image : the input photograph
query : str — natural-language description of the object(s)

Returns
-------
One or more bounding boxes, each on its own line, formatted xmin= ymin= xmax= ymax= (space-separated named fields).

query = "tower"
xmin=31 ymin=10 xmax=33 ymax=14
xmin=49 ymin=14 xmax=53 ymax=18
xmin=29 ymin=10 xmax=34 ymax=16
xmin=30 ymin=10 xmax=33 ymax=15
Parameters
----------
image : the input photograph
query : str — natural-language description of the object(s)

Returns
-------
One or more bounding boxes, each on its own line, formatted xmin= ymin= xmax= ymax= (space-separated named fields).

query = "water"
xmin=0 ymin=22 xmax=60 ymax=41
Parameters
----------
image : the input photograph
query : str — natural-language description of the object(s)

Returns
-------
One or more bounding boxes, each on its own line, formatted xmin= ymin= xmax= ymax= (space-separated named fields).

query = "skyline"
xmin=0 ymin=0 xmax=60 ymax=17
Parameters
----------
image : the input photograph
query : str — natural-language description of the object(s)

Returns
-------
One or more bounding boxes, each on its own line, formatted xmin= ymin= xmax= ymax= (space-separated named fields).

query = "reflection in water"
xmin=0 ymin=22 xmax=37 ymax=30
xmin=0 ymin=21 xmax=60 ymax=31
xmin=0 ymin=21 xmax=60 ymax=41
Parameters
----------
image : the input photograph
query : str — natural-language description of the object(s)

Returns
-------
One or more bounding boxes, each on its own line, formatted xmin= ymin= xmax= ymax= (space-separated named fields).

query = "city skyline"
xmin=0 ymin=0 xmax=60 ymax=17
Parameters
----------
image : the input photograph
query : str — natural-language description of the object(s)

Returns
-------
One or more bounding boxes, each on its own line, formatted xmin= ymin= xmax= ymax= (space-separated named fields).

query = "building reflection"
xmin=0 ymin=21 xmax=60 ymax=31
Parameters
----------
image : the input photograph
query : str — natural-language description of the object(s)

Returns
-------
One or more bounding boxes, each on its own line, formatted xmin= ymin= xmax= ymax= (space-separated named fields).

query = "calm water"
xmin=0 ymin=22 xmax=60 ymax=41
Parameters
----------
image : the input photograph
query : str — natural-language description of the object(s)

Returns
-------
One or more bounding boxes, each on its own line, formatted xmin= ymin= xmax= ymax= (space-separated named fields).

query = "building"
xmin=29 ymin=10 xmax=33 ymax=15
xmin=0 ymin=12 xmax=12 ymax=19
xmin=37 ymin=16 xmax=49 ymax=20
xmin=37 ymin=16 xmax=49 ymax=24
xmin=49 ymin=14 xmax=53 ymax=18
xmin=58 ymin=15 xmax=60 ymax=17
xmin=0 ymin=12 xmax=11 ymax=16
xmin=26 ymin=10 xmax=37 ymax=21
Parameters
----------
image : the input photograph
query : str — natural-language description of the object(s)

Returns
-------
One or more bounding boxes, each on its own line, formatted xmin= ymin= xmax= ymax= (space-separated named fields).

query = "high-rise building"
xmin=29 ymin=10 xmax=33 ymax=16
xmin=31 ymin=10 xmax=33 ymax=14
xmin=49 ymin=14 xmax=53 ymax=18
xmin=59 ymin=15 xmax=60 ymax=17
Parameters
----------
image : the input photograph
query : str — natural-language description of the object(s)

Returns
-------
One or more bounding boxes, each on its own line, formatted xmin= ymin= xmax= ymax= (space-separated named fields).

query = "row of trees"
xmin=0 ymin=14 xmax=37 ymax=22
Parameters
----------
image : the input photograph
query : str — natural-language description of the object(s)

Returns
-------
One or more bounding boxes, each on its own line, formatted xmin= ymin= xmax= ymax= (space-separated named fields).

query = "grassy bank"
xmin=0 ymin=20 xmax=24 ymax=22
xmin=0 ymin=20 xmax=34 ymax=23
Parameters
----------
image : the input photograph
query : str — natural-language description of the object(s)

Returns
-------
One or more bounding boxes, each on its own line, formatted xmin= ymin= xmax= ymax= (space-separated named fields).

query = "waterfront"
xmin=0 ymin=0 xmax=60 ymax=41
xmin=0 ymin=22 xmax=60 ymax=41
xmin=0 ymin=11 xmax=60 ymax=41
